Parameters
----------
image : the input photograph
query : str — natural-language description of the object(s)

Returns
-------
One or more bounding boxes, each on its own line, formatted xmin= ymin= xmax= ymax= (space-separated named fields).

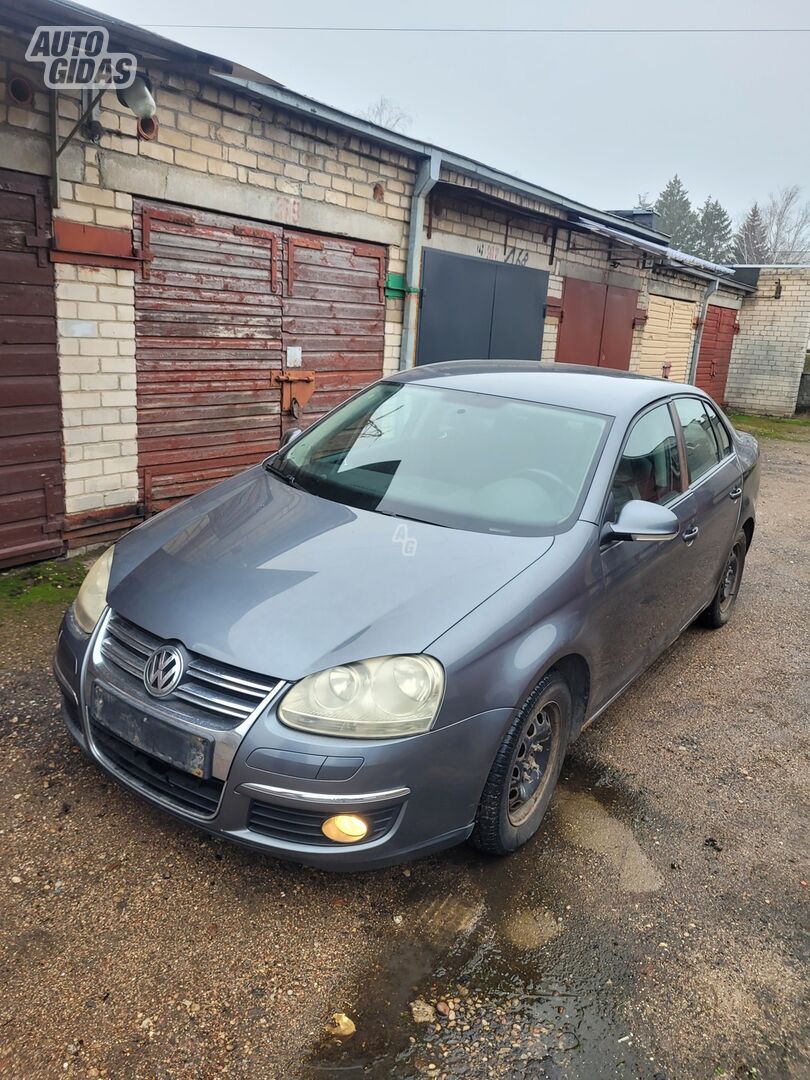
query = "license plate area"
xmin=90 ymin=682 xmax=213 ymax=779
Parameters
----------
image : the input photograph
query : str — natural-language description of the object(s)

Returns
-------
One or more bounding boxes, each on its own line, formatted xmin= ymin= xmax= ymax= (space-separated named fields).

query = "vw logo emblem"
xmin=143 ymin=645 xmax=184 ymax=698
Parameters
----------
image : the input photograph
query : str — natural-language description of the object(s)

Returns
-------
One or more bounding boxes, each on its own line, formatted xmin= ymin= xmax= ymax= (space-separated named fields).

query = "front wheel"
xmin=471 ymin=671 xmax=572 ymax=856
xmin=701 ymin=530 xmax=747 ymax=629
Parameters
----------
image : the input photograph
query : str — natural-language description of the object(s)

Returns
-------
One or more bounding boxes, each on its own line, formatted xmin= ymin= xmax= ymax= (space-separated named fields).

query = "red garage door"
xmin=283 ymin=231 xmax=385 ymax=432
xmin=134 ymin=201 xmax=386 ymax=513
xmin=556 ymin=277 xmax=637 ymax=370
xmin=695 ymin=305 xmax=737 ymax=404
xmin=0 ymin=169 xmax=64 ymax=568
xmin=134 ymin=203 xmax=283 ymax=512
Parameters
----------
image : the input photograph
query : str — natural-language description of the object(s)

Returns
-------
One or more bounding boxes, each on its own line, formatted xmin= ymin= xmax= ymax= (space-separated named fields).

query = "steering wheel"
xmin=514 ymin=466 xmax=578 ymax=503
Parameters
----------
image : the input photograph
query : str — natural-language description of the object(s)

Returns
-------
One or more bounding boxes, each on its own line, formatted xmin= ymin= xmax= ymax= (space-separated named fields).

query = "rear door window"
xmin=704 ymin=402 xmax=732 ymax=457
xmin=674 ymin=397 xmax=721 ymax=483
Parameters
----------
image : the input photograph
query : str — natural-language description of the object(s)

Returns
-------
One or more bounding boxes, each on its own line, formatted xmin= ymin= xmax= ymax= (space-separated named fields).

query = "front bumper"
xmin=54 ymin=606 xmax=511 ymax=870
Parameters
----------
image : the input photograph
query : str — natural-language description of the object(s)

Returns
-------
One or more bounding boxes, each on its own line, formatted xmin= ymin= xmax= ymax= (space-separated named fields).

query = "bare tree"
xmin=761 ymin=186 xmax=810 ymax=262
xmin=361 ymin=96 xmax=411 ymax=133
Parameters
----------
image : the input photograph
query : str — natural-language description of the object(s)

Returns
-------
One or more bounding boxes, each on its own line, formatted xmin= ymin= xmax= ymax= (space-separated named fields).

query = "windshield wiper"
xmin=376 ymin=509 xmax=450 ymax=529
xmin=263 ymin=459 xmax=299 ymax=487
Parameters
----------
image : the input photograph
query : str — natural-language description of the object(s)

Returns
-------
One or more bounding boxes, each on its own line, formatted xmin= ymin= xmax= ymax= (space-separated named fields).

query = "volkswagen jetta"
xmin=54 ymin=362 xmax=759 ymax=869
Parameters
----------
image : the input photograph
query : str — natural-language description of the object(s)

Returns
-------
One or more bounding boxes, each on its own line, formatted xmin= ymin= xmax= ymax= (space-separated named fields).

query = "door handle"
xmin=729 ymin=486 xmax=742 ymax=501
xmin=682 ymin=525 xmax=699 ymax=543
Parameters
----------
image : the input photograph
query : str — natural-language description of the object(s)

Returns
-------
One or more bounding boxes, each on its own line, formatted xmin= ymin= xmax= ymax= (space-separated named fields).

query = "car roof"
xmin=388 ymin=361 xmax=707 ymax=418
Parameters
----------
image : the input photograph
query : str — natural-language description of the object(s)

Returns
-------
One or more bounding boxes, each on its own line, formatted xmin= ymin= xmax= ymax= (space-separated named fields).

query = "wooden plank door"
xmin=637 ymin=295 xmax=696 ymax=381
xmin=283 ymin=230 xmax=385 ymax=432
xmin=0 ymin=169 xmax=64 ymax=568
xmin=134 ymin=201 xmax=283 ymax=513
xmin=696 ymin=305 xmax=737 ymax=404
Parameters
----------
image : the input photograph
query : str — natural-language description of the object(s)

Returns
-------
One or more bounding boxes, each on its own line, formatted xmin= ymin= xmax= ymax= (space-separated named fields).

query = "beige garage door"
xmin=637 ymin=295 xmax=695 ymax=381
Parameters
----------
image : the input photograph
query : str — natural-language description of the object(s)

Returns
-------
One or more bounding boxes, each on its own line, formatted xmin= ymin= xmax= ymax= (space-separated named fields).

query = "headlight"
xmin=73 ymin=546 xmax=114 ymax=633
xmin=277 ymin=655 xmax=444 ymax=739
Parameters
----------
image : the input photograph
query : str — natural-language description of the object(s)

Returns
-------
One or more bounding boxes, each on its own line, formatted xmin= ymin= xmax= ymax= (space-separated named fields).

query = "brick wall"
xmin=55 ymin=265 xmax=138 ymax=515
xmin=725 ymin=268 xmax=810 ymax=416
xmin=1 ymin=23 xmax=416 ymax=534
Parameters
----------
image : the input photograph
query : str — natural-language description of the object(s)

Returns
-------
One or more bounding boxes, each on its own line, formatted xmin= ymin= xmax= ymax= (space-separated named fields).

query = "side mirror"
xmin=280 ymin=427 xmax=303 ymax=449
xmin=602 ymin=499 xmax=680 ymax=543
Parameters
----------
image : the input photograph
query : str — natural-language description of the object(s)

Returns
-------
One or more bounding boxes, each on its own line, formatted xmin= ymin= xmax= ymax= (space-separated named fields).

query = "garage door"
xmin=636 ymin=295 xmax=695 ymax=382
xmin=0 ymin=169 xmax=64 ymax=569
xmin=415 ymin=249 xmax=549 ymax=365
xmin=695 ymin=304 xmax=737 ymax=404
xmin=283 ymin=230 xmax=386 ymax=427
xmin=134 ymin=202 xmax=386 ymax=512
xmin=555 ymin=278 xmax=638 ymax=370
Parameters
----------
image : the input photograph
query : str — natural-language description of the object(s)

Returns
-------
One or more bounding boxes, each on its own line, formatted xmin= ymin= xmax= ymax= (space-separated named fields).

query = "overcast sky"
xmin=88 ymin=0 xmax=809 ymax=220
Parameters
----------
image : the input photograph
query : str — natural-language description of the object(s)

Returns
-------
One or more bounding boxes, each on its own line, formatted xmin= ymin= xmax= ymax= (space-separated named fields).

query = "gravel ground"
xmin=1 ymin=435 xmax=808 ymax=1080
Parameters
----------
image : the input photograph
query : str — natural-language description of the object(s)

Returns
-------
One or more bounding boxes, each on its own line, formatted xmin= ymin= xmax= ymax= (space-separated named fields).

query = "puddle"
xmin=304 ymin=756 xmax=665 ymax=1079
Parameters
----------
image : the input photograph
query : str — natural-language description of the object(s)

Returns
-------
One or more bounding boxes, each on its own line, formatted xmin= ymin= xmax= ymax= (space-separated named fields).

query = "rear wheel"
xmin=701 ymin=529 xmax=747 ymax=629
xmin=471 ymin=671 xmax=571 ymax=856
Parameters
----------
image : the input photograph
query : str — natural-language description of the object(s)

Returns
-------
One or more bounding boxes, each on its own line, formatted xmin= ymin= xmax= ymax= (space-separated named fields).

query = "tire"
xmin=700 ymin=529 xmax=747 ymax=629
xmin=471 ymin=670 xmax=572 ymax=856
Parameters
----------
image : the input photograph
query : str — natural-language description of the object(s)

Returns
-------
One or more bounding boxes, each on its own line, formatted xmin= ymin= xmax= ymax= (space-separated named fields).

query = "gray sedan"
xmin=54 ymin=362 xmax=759 ymax=869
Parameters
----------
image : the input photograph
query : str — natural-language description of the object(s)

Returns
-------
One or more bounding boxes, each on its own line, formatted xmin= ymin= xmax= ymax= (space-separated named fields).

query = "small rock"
xmin=326 ymin=1012 xmax=356 ymax=1038
xmin=393 ymin=914 xmax=403 ymax=926
xmin=410 ymin=998 xmax=436 ymax=1024
xmin=436 ymin=1001 xmax=450 ymax=1017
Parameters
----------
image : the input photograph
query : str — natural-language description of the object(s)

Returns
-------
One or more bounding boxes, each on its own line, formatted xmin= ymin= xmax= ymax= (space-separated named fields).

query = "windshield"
xmin=270 ymin=381 xmax=610 ymax=536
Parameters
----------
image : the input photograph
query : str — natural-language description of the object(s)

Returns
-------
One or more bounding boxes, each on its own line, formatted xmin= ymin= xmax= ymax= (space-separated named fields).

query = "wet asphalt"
xmin=1 ymin=435 xmax=808 ymax=1080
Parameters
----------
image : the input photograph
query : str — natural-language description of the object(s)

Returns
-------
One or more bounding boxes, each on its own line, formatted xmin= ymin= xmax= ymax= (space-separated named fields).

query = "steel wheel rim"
xmin=507 ymin=701 xmax=560 ymax=827
xmin=719 ymin=543 xmax=743 ymax=612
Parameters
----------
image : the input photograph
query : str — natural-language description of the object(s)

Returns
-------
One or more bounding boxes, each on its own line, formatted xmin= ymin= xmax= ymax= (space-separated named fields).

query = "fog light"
xmin=321 ymin=814 xmax=369 ymax=843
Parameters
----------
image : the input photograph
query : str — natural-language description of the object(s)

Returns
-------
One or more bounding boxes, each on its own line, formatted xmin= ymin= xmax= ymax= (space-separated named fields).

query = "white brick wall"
xmin=726 ymin=269 xmax=810 ymax=416
xmin=55 ymin=265 xmax=139 ymax=513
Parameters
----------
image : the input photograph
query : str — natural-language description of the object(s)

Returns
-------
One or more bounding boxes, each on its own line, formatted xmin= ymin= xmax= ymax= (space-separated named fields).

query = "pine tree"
xmin=694 ymin=197 xmax=734 ymax=262
xmin=733 ymin=203 xmax=769 ymax=263
xmin=654 ymin=175 xmax=698 ymax=253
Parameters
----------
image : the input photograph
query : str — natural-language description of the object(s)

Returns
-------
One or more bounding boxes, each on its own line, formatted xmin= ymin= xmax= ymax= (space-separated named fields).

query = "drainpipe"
xmin=687 ymin=277 xmax=720 ymax=384
xmin=399 ymin=150 xmax=442 ymax=369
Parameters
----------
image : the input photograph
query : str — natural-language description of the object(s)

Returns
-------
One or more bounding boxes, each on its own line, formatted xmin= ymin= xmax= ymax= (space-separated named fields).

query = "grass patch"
xmin=0 ymin=555 xmax=90 ymax=613
xmin=729 ymin=412 xmax=810 ymax=442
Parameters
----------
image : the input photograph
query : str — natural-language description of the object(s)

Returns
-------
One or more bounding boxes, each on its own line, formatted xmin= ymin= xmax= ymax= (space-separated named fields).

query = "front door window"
xmin=611 ymin=403 xmax=682 ymax=516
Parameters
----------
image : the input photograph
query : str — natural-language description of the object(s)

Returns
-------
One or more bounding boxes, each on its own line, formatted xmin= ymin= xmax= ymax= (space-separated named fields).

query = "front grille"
xmin=247 ymin=800 xmax=399 ymax=846
xmin=91 ymin=721 xmax=224 ymax=816
xmin=100 ymin=612 xmax=280 ymax=727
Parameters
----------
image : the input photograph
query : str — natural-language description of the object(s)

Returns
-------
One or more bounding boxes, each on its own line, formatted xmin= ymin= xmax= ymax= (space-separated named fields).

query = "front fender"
xmin=429 ymin=520 xmax=602 ymax=737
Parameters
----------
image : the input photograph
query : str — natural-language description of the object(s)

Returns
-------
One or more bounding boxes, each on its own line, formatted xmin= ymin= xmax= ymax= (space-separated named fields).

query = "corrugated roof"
xmin=577 ymin=219 xmax=735 ymax=278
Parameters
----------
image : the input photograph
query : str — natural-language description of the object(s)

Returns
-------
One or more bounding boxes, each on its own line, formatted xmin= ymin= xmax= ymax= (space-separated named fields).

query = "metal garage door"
xmin=695 ymin=305 xmax=737 ymax=404
xmin=0 ymin=169 xmax=64 ymax=568
xmin=134 ymin=202 xmax=386 ymax=513
xmin=555 ymin=278 xmax=638 ymax=370
xmin=415 ymin=249 xmax=549 ymax=365
xmin=636 ymin=295 xmax=695 ymax=382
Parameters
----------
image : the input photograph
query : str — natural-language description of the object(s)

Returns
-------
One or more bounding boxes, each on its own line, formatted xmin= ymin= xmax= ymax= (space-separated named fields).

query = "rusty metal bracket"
xmin=287 ymin=235 xmax=323 ymax=296
xmin=235 ymin=225 xmax=280 ymax=293
xmin=271 ymin=370 xmax=315 ymax=418
xmin=137 ymin=206 xmax=195 ymax=279
xmin=354 ymin=243 xmax=387 ymax=302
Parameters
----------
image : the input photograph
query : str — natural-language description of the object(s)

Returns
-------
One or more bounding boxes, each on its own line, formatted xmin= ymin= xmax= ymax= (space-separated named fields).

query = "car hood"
xmin=107 ymin=466 xmax=553 ymax=681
